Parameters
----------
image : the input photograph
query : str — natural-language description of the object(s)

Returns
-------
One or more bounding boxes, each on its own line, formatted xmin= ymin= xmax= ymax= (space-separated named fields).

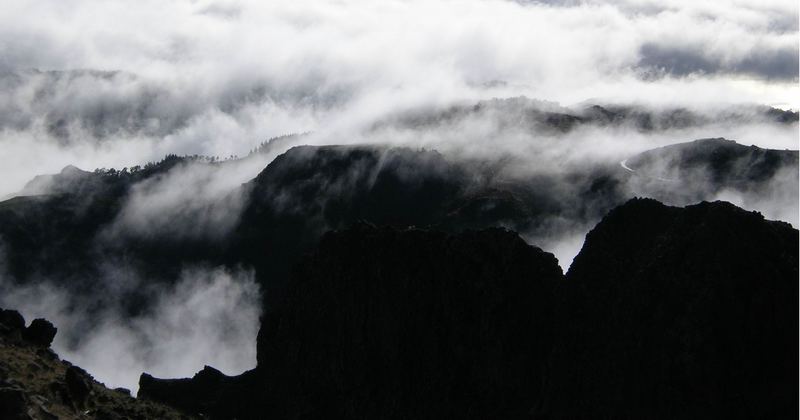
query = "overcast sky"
xmin=1 ymin=0 xmax=797 ymax=393
xmin=0 ymin=0 xmax=797 ymax=196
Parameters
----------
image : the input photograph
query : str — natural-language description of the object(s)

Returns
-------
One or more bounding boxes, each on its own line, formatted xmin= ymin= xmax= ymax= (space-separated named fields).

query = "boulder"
xmin=0 ymin=309 xmax=25 ymax=332
xmin=22 ymin=319 xmax=57 ymax=347
xmin=64 ymin=365 xmax=93 ymax=407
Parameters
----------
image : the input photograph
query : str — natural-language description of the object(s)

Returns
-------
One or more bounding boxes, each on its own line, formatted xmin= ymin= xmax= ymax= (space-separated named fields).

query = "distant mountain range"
xmin=0 ymin=101 xmax=797 ymax=418
xmin=1 ymin=136 xmax=796 ymax=309
xmin=375 ymin=97 xmax=798 ymax=133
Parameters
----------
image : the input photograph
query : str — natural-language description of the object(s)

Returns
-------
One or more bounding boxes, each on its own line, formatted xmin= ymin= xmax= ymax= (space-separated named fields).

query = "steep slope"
xmin=0 ymin=154 xmax=221 ymax=286
xmin=625 ymin=137 xmax=798 ymax=186
xmin=233 ymin=144 xmax=621 ymax=301
xmin=0 ymin=307 xmax=192 ymax=420
xmin=544 ymin=198 xmax=798 ymax=419
xmin=140 ymin=198 xmax=798 ymax=419
xmin=141 ymin=225 xmax=563 ymax=419
xmin=0 ymin=136 xmax=796 ymax=405
xmin=622 ymin=138 xmax=799 ymax=225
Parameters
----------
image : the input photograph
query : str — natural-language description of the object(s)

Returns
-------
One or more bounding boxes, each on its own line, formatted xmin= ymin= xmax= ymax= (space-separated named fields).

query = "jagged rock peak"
xmin=545 ymin=197 xmax=798 ymax=419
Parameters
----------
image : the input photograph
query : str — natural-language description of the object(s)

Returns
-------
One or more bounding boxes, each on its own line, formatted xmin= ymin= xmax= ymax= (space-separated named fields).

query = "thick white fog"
xmin=0 ymin=262 xmax=261 ymax=393
xmin=1 ymin=0 xmax=798 ymax=196
xmin=0 ymin=0 xmax=797 ymax=394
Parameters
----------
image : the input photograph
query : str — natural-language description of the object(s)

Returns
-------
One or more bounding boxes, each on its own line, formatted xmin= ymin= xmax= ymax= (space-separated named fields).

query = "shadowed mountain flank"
xmin=140 ymin=198 xmax=798 ymax=419
xmin=0 ymin=137 xmax=795 ymax=309
xmin=622 ymin=138 xmax=799 ymax=224
xmin=544 ymin=199 xmax=798 ymax=419
xmin=141 ymin=225 xmax=563 ymax=419
xmin=231 ymin=143 xmax=621 ymax=301
xmin=2 ymin=0 xmax=799 ymax=413
xmin=0 ymin=136 xmax=797 ymax=414
xmin=625 ymin=137 xmax=798 ymax=186
xmin=0 ymin=135 xmax=794 ymax=304
xmin=256 ymin=225 xmax=562 ymax=419
xmin=0 ymin=154 xmax=224 ymax=286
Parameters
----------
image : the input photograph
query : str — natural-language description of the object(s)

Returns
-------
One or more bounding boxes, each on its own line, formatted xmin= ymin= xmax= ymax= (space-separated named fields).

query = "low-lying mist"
xmin=0 ymin=259 xmax=261 ymax=394
xmin=0 ymin=0 xmax=797 ymax=401
xmin=0 ymin=96 xmax=796 ymax=391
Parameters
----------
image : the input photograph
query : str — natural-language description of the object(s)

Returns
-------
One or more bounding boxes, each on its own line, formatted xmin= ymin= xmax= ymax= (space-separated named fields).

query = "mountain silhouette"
xmin=138 ymin=198 xmax=798 ymax=419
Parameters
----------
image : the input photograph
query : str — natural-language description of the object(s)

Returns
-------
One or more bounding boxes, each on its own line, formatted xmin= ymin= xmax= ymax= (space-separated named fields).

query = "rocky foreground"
xmin=0 ymin=308 xmax=192 ymax=420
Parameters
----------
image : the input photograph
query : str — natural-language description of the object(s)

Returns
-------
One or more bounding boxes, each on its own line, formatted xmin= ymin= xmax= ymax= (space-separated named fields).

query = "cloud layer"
xmin=0 ymin=263 xmax=261 ymax=393
xmin=0 ymin=0 xmax=797 ymax=396
xmin=1 ymin=0 xmax=798 ymax=197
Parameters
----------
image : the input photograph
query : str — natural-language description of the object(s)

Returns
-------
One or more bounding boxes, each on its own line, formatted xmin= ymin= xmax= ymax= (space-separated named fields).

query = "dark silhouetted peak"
xmin=149 ymin=225 xmax=563 ymax=419
xmin=129 ymin=198 xmax=797 ymax=419
xmin=252 ymin=225 xmax=562 ymax=419
xmin=248 ymin=145 xmax=465 ymax=228
xmin=544 ymin=198 xmax=798 ymax=419
xmin=235 ymin=145 xmax=477 ymax=300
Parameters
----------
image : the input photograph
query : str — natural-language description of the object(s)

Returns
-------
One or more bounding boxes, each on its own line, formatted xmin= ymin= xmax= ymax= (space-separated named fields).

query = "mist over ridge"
xmin=0 ymin=0 xmax=797 ymax=414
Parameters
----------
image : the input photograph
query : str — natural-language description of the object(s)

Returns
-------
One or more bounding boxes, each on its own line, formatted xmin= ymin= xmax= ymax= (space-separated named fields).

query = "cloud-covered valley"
xmin=0 ymin=0 xmax=797 ymax=396
xmin=1 ymin=0 xmax=798 ymax=196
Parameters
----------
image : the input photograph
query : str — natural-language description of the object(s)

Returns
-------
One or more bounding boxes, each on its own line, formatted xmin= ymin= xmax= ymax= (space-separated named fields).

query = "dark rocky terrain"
xmin=544 ymin=199 xmax=798 ymax=419
xmin=0 ymin=116 xmax=797 ymax=418
xmin=257 ymin=225 xmax=561 ymax=419
xmin=141 ymin=225 xmax=563 ymax=419
xmin=0 ymin=307 xmax=192 ymax=419
xmin=139 ymin=199 xmax=798 ymax=419
xmin=4 ymin=135 xmax=794 ymax=313
xmin=0 ymin=142 xmax=622 ymax=312
xmin=230 ymin=144 xmax=622 ymax=301
xmin=624 ymin=137 xmax=799 ymax=200
xmin=0 ymin=154 xmax=219 ymax=288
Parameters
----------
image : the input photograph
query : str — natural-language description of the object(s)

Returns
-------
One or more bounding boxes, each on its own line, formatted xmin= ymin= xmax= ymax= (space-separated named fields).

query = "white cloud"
xmin=0 ymin=265 xmax=261 ymax=394
xmin=0 ymin=0 xmax=796 ymax=389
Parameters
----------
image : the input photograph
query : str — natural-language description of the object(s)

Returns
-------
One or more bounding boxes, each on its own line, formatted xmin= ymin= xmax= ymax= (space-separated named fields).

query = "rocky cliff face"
xmin=229 ymin=143 xmax=622 ymax=306
xmin=256 ymin=225 xmax=562 ymax=419
xmin=545 ymin=199 xmax=798 ymax=419
xmin=140 ymin=198 xmax=798 ymax=419
xmin=142 ymin=225 xmax=563 ymax=419
xmin=1 ymin=138 xmax=794 ymax=317
xmin=1 ymin=137 xmax=797 ymax=418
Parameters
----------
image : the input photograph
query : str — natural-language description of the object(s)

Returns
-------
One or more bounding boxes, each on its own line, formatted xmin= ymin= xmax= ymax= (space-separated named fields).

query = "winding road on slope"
xmin=619 ymin=159 xmax=678 ymax=182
